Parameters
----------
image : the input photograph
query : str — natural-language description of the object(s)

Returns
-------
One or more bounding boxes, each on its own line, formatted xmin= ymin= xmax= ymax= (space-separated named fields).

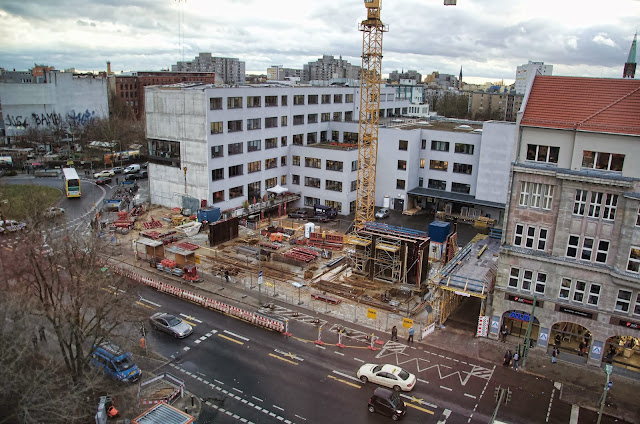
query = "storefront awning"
xmin=407 ymin=187 xmax=505 ymax=209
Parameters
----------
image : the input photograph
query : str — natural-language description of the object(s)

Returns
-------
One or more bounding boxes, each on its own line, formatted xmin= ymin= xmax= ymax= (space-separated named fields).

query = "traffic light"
xmin=606 ymin=381 xmax=613 ymax=391
xmin=505 ymin=388 xmax=512 ymax=404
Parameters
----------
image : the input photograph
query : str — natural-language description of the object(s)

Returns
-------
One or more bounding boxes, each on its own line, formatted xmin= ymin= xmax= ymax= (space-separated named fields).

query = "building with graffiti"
xmin=0 ymin=68 xmax=108 ymax=145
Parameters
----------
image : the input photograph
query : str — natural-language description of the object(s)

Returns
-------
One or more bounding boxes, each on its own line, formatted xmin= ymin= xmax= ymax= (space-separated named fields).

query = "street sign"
xmin=402 ymin=318 xmax=413 ymax=328
xmin=593 ymin=346 xmax=602 ymax=355
xmin=540 ymin=332 xmax=548 ymax=340
xmin=258 ymin=270 xmax=263 ymax=285
xmin=366 ymin=308 xmax=377 ymax=320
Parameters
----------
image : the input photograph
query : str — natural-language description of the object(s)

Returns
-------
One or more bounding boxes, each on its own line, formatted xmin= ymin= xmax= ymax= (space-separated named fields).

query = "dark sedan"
xmin=95 ymin=177 xmax=112 ymax=185
xmin=149 ymin=313 xmax=193 ymax=338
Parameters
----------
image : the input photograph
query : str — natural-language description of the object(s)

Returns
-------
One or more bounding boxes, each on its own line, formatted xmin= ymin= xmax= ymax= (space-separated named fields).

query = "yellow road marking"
xmin=406 ymin=402 xmax=434 ymax=415
xmin=100 ymin=287 xmax=118 ymax=295
xmin=135 ymin=301 xmax=154 ymax=309
xmin=217 ymin=334 xmax=244 ymax=345
xmin=327 ymin=375 xmax=361 ymax=389
xmin=181 ymin=319 xmax=197 ymax=327
xmin=268 ymin=353 xmax=298 ymax=365
xmin=410 ymin=396 xmax=423 ymax=403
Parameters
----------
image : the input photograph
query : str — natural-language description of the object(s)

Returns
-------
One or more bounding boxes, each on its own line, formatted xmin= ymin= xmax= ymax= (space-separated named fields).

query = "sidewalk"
xmin=111 ymin=250 xmax=640 ymax=424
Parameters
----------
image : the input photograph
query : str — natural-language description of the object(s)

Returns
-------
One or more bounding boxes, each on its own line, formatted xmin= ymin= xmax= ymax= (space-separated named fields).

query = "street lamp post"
xmin=521 ymin=295 xmax=537 ymax=368
xmin=596 ymin=364 xmax=613 ymax=424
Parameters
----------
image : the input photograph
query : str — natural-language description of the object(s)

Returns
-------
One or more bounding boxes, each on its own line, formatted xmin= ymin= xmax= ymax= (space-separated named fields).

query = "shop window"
xmin=615 ymin=290 xmax=632 ymax=313
xmin=247 ymin=181 xmax=261 ymax=200
xmin=627 ymin=246 xmax=640 ymax=273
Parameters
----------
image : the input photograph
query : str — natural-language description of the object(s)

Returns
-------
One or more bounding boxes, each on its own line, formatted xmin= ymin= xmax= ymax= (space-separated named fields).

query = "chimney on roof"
xmin=107 ymin=61 xmax=112 ymax=75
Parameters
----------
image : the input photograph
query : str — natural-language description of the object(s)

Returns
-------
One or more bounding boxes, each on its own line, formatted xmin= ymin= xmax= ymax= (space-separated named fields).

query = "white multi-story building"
xmin=302 ymin=56 xmax=360 ymax=82
xmin=514 ymin=61 xmax=553 ymax=95
xmin=145 ymin=84 xmax=516 ymax=224
xmin=172 ymin=53 xmax=246 ymax=85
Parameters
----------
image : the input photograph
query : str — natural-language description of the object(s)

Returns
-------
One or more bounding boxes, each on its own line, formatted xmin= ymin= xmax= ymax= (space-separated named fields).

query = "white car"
xmin=375 ymin=208 xmax=390 ymax=219
xmin=357 ymin=364 xmax=417 ymax=392
xmin=93 ymin=170 xmax=115 ymax=179
xmin=44 ymin=207 xmax=65 ymax=218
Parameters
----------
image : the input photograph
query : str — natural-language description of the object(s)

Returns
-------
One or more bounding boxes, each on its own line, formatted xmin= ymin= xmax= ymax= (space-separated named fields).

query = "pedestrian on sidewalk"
xmin=500 ymin=324 xmax=508 ymax=342
xmin=503 ymin=350 xmax=512 ymax=367
xmin=551 ymin=347 xmax=558 ymax=363
xmin=225 ymin=270 xmax=230 ymax=283
xmin=512 ymin=351 xmax=520 ymax=371
xmin=407 ymin=326 xmax=414 ymax=343
xmin=39 ymin=326 xmax=46 ymax=343
xmin=391 ymin=326 xmax=398 ymax=341
xmin=578 ymin=341 xmax=585 ymax=356
xmin=32 ymin=333 xmax=38 ymax=349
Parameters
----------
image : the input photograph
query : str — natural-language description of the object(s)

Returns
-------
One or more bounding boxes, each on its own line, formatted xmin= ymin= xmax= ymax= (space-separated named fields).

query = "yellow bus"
xmin=62 ymin=168 xmax=81 ymax=198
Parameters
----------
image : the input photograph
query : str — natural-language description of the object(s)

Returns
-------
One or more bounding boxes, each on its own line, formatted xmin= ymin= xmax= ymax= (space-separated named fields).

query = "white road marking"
xmin=417 ymin=378 xmax=429 ymax=384
xmin=182 ymin=346 xmax=190 ymax=351
xmin=224 ymin=330 xmax=250 ymax=341
xmin=194 ymin=340 xmax=202 ymax=344
xmin=569 ymin=405 xmax=579 ymax=424
xmin=252 ymin=396 xmax=263 ymax=402
xmin=215 ymin=379 xmax=224 ymax=385
xmin=354 ymin=357 xmax=365 ymax=362
xmin=464 ymin=393 xmax=476 ymax=399
xmin=206 ymin=330 xmax=218 ymax=337
xmin=315 ymin=344 xmax=326 ymax=349
xmin=273 ymin=349 xmax=304 ymax=361
xmin=440 ymin=385 xmax=452 ymax=391
xmin=199 ymin=336 xmax=207 ymax=341
xmin=295 ymin=414 xmax=307 ymax=421
xmin=332 ymin=370 xmax=361 ymax=383
xmin=400 ymin=394 xmax=437 ymax=408
xmin=273 ymin=405 xmax=284 ymax=411
xmin=437 ymin=409 xmax=452 ymax=424
xmin=334 ymin=351 xmax=345 ymax=356
xmin=233 ymin=387 xmax=243 ymax=393
xmin=139 ymin=297 xmax=161 ymax=307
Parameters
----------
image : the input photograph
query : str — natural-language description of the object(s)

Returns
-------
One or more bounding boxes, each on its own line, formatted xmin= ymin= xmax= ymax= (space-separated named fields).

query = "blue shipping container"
xmin=197 ymin=207 xmax=221 ymax=223
xmin=428 ymin=221 xmax=451 ymax=244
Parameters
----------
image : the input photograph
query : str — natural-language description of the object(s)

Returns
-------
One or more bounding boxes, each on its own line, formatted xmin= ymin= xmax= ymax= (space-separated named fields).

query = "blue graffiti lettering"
xmin=67 ymin=109 xmax=96 ymax=126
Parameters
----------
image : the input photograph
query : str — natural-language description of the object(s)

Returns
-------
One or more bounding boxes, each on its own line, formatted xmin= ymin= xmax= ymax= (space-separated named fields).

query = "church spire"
xmin=459 ymin=66 xmax=463 ymax=89
xmin=623 ymin=33 xmax=637 ymax=78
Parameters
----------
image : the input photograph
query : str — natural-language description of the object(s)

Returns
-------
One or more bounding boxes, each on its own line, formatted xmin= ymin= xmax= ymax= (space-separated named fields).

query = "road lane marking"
xmin=440 ymin=385 xmax=452 ymax=391
xmin=268 ymin=353 xmax=298 ymax=365
xmin=334 ymin=351 xmax=345 ymax=356
xmin=215 ymin=379 xmax=224 ymax=385
xmin=327 ymin=374 xmax=361 ymax=389
xmin=182 ymin=346 xmax=190 ymax=351
xmin=233 ymin=387 xmax=243 ymax=393
xmin=546 ymin=387 xmax=556 ymax=422
xmin=570 ymin=405 xmax=579 ymax=424
xmin=135 ymin=301 xmax=154 ymax=309
xmin=406 ymin=402 xmax=435 ymax=415
xmin=464 ymin=393 xmax=476 ymax=399
xmin=224 ymin=330 xmax=250 ymax=341
xmin=295 ymin=414 xmax=307 ymax=421
xmin=400 ymin=394 xmax=437 ymax=408
xmin=252 ymin=396 xmax=263 ymax=402
xmin=217 ymin=333 xmax=244 ymax=344
xmin=273 ymin=405 xmax=284 ymax=411
xmin=354 ymin=357 xmax=365 ymax=362
xmin=181 ymin=319 xmax=197 ymax=327
xmin=315 ymin=344 xmax=326 ymax=349
xmin=179 ymin=313 xmax=202 ymax=323
xmin=418 ymin=378 xmax=429 ymax=384
xmin=139 ymin=297 xmax=161 ymax=307
xmin=273 ymin=349 xmax=304 ymax=361
xmin=332 ymin=370 xmax=361 ymax=383
xmin=437 ymin=409 xmax=452 ymax=424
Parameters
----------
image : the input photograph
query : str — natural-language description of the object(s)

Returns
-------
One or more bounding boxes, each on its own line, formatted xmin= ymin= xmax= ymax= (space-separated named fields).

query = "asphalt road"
xmin=132 ymin=286 xmax=626 ymax=424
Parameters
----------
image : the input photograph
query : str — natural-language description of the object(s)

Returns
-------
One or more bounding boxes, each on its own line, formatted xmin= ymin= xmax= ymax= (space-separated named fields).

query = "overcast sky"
xmin=1 ymin=0 xmax=638 ymax=84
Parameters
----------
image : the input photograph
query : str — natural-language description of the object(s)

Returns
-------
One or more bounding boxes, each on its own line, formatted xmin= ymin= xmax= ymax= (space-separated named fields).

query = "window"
xmin=212 ymin=190 xmax=224 ymax=203
xmin=525 ymin=226 xmax=536 ymax=249
xmin=399 ymin=140 xmax=408 ymax=151
xmin=333 ymin=112 xmax=342 ymax=121
xmin=247 ymin=96 xmax=261 ymax=108
xmin=635 ymin=294 xmax=640 ymax=316
xmin=307 ymin=132 xmax=317 ymax=144
xmin=265 ymin=158 xmax=277 ymax=169
xmin=628 ymin=246 xmax=640 ymax=273
xmin=432 ymin=140 xmax=449 ymax=152
xmin=265 ymin=117 xmax=278 ymax=128
xmin=227 ymin=96 xmax=242 ymax=109
xmin=530 ymin=183 xmax=542 ymax=208
xmin=615 ymin=290 xmax=632 ymax=312
xmin=211 ymin=145 xmax=223 ymax=158
xmin=321 ymin=112 xmax=330 ymax=122
xmin=582 ymin=151 xmax=624 ymax=171
xmin=308 ymin=113 xmax=318 ymax=124
xmin=350 ymin=180 xmax=357 ymax=192
xmin=451 ymin=183 xmax=470 ymax=194
xmin=228 ymin=120 xmax=242 ymax=132
xmin=574 ymin=190 xmax=587 ymax=216
xmin=322 ymin=94 xmax=331 ymax=104
xmin=542 ymin=185 xmax=554 ymax=210
xmin=453 ymin=163 xmax=472 ymax=174
xmin=455 ymin=143 xmax=474 ymax=154
xmin=293 ymin=94 xmax=305 ymax=105
xmin=559 ymin=278 xmax=571 ymax=299
xmin=509 ymin=267 xmax=520 ymax=288
xmin=265 ymin=177 xmax=277 ymax=189
xmin=636 ymin=205 xmax=640 ymax=226
xmin=333 ymin=94 xmax=342 ymax=103
xmin=281 ymin=156 xmax=287 ymax=166
xmin=293 ymin=134 xmax=303 ymax=145
xmin=247 ymin=118 xmax=261 ymax=130
xmin=346 ymin=94 xmax=354 ymax=103
xmin=603 ymin=194 xmax=618 ymax=220
xmin=247 ymin=140 xmax=261 ymax=152
xmin=211 ymin=168 xmax=224 ymax=181
xmin=538 ymin=228 xmax=548 ymax=251
xmin=293 ymin=115 xmax=304 ymax=125
xmin=265 ymin=95 xmax=278 ymax=107
xmin=596 ymin=240 xmax=609 ymax=264
xmin=292 ymin=155 xmax=300 ymax=166
xmin=305 ymin=157 xmax=321 ymax=168
xmin=281 ymin=175 xmax=287 ymax=185
xmin=350 ymin=200 xmax=356 ymax=214
xmin=229 ymin=185 xmax=243 ymax=199
xmin=526 ymin=144 xmax=559 ymax=164
xmin=325 ymin=180 xmax=342 ymax=192
xmin=397 ymin=160 xmax=407 ymax=171
xmin=344 ymin=132 xmax=358 ymax=143
xmin=281 ymin=116 xmax=288 ymax=126
xmin=281 ymin=136 xmax=287 ymax=147
xmin=228 ymin=142 xmax=243 ymax=155
xmin=573 ymin=281 xmax=586 ymax=302
xmin=351 ymin=160 xmax=358 ymax=172
xmin=292 ymin=175 xmax=300 ymax=185
xmin=420 ymin=159 xmax=425 ymax=168
xmin=514 ymin=224 xmax=524 ymax=246
xmin=396 ymin=179 xmax=406 ymax=190
xmin=428 ymin=179 xmax=446 ymax=190
xmin=421 ymin=139 xmax=427 ymax=149
xmin=588 ymin=192 xmax=603 ymax=218
xmin=534 ymin=272 xmax=546 ymax=294
xmin=228 ymin=164 xmax=243 ymax=177
xmin=587 ymin=284 xmax=601 ymax=306
xmin=247 ymin=181 xmax=261 ymax=199
xmin=326 ymin=160 xmax=343 ymax=172
xmin=308 ymin=95 xmax=318 ymax=104
xmin=325 ymin=200 xmax=342 ymax=213
xmin=429 ymin=160 xmax=448 ymax=171
xmin=519 ymin=182 xmax=530 ymax=207
xmin=211 ymin=121 xmax=223 ymax=134
xmin=305 ymin=196 xmax=320 ymax=207
xmin=265 ymin=138 xmax=277 ymax=149
xmin=520 ymin=182 xmax=554 ymax=209
xmin=566 ymin=235 xmax=579 ymax=258
xmin=345 ymin=111 xmax=353 ymax=121
xmin=210 ymin=97 xmax=222 ymax=110
xmin=281 ymin=95 xmax=287 ymax=106
xmin=522 ymin=270 xmax=533 ymax=291
xmin=305 ymin=177 xmax=321 ymax=188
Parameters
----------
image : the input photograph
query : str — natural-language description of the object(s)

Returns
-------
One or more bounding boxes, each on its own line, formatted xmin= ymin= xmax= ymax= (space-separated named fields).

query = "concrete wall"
xmin=475 ymin=121 xmax=517 ymax=204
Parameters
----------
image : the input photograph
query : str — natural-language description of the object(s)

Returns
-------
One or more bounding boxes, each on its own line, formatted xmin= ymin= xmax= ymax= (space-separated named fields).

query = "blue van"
xmin=89 ymin=341 xmax=141 ymax=382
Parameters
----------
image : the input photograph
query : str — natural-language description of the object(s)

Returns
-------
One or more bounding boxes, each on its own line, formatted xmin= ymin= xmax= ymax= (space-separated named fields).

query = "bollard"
xmin=191 ymin=395 xmax=194 ymax=407
xmin=283 ymin=319 xmax=292 ymax=337
xmin=336 ymin=329 xmax=345 ymax=348
xmin=368 ymin=333 xmax=377 ymax=351
xmin=314 ymin=325 xmax=324 ymax=345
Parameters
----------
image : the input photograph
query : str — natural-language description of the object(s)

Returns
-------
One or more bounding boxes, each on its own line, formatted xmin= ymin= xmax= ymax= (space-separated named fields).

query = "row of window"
xmin=303 ymin=197 xmax=344 ymax=213
xmin=525 ymin=144 xmax=625 ymax=172
xmin=212 ymin=178 xmax=287 ymax=203
xmin=211 ymin=158 xmax=285 ymax=180
xmin=574 ymin=190 xmax=617 ymax=220
xmin=399 ymin=139 xmax=475 ymax=155
xmin=210 ymin=94 xmax=355 ymax=110
xmin=418 ymin=159 xmax=473 ymax=174
xmin=291 ymin=156 xmax=358 ymax=171
xmin=210 ymin=112 xmax=353 ymax=134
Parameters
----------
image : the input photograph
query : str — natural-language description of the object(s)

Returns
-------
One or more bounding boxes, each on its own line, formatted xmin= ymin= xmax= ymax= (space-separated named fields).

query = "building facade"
xmin=514 ymin=61 xmax=553 ymax=95
xmin=491 ymin=76 xmax=640 ymax=375
xmin=172 ymin=53 xmax=245 ymax=85
xmin=469 ymin=92 xmax=523 ymax=122
xmin=302 ymin=56 xmax=361 ymax=82
xmin=389 ymin=70 xmax=423 ymax=84
xmin=267 ymin=66 xmax=303 ymax=81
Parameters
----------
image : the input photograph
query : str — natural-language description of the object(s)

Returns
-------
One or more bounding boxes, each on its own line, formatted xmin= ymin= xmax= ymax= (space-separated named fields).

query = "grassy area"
xmin=0 ymin=184 xmax=62 ymax=220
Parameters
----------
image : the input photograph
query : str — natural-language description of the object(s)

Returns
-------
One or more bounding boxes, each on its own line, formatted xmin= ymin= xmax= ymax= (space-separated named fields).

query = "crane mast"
xmin=355 ymin=0 xmax=388 ymax=230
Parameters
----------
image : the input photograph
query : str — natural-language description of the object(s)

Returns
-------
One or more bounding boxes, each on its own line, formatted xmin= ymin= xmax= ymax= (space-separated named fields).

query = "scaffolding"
xmin=344 ymin=233 xmax=372 ymax=273
xmin=374 ymin=238 xmax=401 ymax=283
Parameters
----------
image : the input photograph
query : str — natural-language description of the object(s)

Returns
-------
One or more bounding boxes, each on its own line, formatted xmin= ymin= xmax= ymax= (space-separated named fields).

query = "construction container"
xmin=428 ymin=221 xmax=450 ymax=244
xmin=197 ymin=206 xmax=221 ymax=223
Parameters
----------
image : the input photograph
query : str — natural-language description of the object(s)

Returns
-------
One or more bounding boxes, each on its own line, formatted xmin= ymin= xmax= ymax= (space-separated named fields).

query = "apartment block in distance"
xmin=172 ymin=53 xmax=245 ymax=85
xmin=491 ymin=76 xmax=640 ymax=375
xmin=514 ymin=61 xmax=553 ymax=95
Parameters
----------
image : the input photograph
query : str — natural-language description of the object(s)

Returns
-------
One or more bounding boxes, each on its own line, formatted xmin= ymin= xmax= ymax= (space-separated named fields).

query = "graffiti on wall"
xmin=5 ymin=109 xmax=97 ymax=130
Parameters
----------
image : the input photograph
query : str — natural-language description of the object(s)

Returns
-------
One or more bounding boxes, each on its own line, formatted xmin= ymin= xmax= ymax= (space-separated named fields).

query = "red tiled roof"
xmin=521 ymin=76 xmax=640 ymax=135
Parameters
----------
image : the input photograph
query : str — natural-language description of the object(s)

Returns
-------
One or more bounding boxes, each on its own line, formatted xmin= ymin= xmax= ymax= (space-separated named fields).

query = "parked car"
xmin=375 ymin=208 xmax=390 ymax=219
xmin=357 ymin=364 xmax=416 ymax=392
xmin=149 ymin=312 xmax=193 ymax=338
xmin=89 ymin=341 xmax=141 ymax=382
xmin=93 ymin=170 xmax=115 ymax=179
xmin=288 ymin=209 xmax=310 ymax=219
xmin=124 ymin=164 xmax=141 ymax=174
xmin=368 ymin=387 xmax=407 ymax=421
xmin=44 ymin=207 xmax=65 ymax=218
xmin=125 ymin=173 xmax=139 ymax=181
xmin=138 ymin=170 xmax=148 ymax=179
xmin=0 ymin=219 xmax=27 ymax=233
xmin=110 ymin=166 xmax=124 ymax=174
xmin=95 ymin=177 xmax=112 ymax=185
